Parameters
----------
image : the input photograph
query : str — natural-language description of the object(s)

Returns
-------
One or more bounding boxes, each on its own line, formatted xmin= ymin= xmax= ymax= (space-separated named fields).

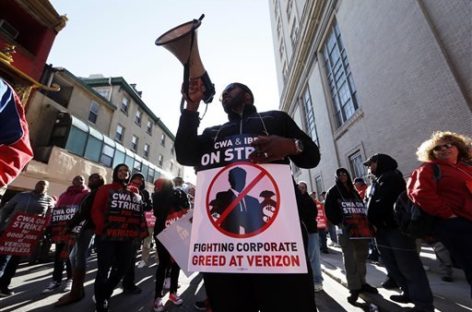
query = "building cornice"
xmin=49 ymin=67 xmax=117 ymax=111
xmin=15 ymin=0 xmax=67 ymax=32
xmin=82 ymin=77 xmax=175 ymax=140
xmin=280 ymin=0 xmax=335 ymax=113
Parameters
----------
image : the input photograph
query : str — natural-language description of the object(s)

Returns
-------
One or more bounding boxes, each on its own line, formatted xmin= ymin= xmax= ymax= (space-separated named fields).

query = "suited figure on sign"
xmin=210 ymin=167 xmax=263 ymax=235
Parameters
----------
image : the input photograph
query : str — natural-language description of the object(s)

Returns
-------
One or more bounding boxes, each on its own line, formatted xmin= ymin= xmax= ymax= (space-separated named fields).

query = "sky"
xmin=48 ymin=0 xmax=280 ymax=135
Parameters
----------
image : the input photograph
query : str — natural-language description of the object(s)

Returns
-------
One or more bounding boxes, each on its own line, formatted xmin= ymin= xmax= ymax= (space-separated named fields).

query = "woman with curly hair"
xmin=407 ymin=131 xmax=472 ymax=296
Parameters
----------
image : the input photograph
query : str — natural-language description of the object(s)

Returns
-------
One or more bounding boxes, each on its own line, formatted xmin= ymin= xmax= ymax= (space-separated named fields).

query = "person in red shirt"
xmin=91 ymin=164 xmax=145 ymax=312
xmin=43 ymin=175 xmax=90 ymax=294
xmin=353 ymin=177 xmax=368 ymax=201
xmin=408 ymin=131 xmax=472 ymax=296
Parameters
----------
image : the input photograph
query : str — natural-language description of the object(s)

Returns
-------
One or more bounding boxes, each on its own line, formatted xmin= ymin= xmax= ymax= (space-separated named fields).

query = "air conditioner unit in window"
xmin=0 ymin=19 xmax=19 ymax=40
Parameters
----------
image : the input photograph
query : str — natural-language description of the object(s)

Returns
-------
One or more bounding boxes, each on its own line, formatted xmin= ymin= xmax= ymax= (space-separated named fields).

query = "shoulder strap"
xmin=431 ymin=163 xmax=441 ymax=181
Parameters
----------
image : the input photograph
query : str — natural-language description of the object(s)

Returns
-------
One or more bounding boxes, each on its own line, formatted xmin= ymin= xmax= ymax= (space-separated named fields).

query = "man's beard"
xmin=223 ymin=93 xmax=246 ymax=114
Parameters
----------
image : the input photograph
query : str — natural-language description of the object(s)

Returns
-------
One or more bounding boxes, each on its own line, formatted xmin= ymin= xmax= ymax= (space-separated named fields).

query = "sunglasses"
xmin=219 ymin=84 xmax=239 ymax=102
xmin=433 ymin=143 xmax=454 ymax=152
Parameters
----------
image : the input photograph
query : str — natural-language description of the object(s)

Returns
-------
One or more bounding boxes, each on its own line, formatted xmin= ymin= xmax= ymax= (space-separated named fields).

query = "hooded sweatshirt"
xmin=325 ymin=168 xmax=362 ymax=226
xmin=129 ymin=172 xmax=152 ymax=211
xmin=91 ymin=164 xmax=143 ymax=239
xmin=366 ymin=154 xmax=406 ymax=229
xmin=50 ymin=184 xmax=89 ymax=242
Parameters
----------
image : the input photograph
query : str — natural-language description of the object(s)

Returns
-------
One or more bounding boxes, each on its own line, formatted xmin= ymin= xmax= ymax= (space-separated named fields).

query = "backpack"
xmin=394 ymin=163 xmax=440 ymax=239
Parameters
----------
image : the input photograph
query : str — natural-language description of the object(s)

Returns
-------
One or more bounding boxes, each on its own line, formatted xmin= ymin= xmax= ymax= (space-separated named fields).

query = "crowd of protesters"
xmin=0 ymin=130 xmax=470 ymax=312
xmin=306 ymin=130 xmax=471 ymax=312
xmin=0 ymin=164 xmax=192 ymax=312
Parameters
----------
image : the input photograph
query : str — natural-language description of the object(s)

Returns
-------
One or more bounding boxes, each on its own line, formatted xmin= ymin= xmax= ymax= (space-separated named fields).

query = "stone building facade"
xmin=269 ymin=0 xmax=471 ymax=194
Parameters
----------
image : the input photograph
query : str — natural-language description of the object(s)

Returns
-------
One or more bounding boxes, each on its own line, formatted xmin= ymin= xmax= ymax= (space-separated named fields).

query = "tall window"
xmin=290 ymin=19 xmax=299 ymax=49
xmin=169 ymin=161 xmax=174 ymax=172
xmin=323 ymin=22 xmax=359 ymax=128
xmin=147 ymin=167 xmax=155 ymax=183
xmin=279 ymin=41 xmax=285 ymax=60
xmin=144 ymin=143 xmax=150 ymax=158
xmin=133 ymin=159 xmax=142 ymax=172
xmin=282 ymin=61 xmax=288 ymax=83
xmin=276 ymin=18 xmax=282 ymax=39
xmin=146 ymin=120 xmax=153 ymax=135
xmin=349 ymin=151 xmax=366 ymax=180
xmin=286 ymin=0 xmax=293 ymax=20
xmin=115 ymin=124 xmax=124 ymax=142
xmin=131 ymin=135 xmax=139 ymax=151
xmin=160 ymin=134 xmax=166 ymax=146
xmin=158 ymin=154 xmax=164 ymax=167
xmin=88 ymin=101 xmax=99 ymax=124
xmin=314 ymin=175 xmax=323 ymax=197
xmin=302 ymin=88 xmax=320 ymax=146
xmin=100 ymin=142 xmax=115 ymax=167
xmin=135 ymin=110 xmax=142 ymax=126
xmin=121 ymin=97 xmax=129 ymax=114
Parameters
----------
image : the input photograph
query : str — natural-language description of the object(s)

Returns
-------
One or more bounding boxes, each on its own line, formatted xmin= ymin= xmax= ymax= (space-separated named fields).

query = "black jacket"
xmin=67 ymin=189 xmax=98 ymax=231
xmin=366 ymin=154 xmax=406 ymax=229
xmin=325 ymin=184 xmax=362 ymax=226
xmin=298 ymin=192 xmax=318 ymax=233
xmin=175 ymin=105 xmax=320 ymax=246
xmin=175 ymin=105 xmax=320 ymax=168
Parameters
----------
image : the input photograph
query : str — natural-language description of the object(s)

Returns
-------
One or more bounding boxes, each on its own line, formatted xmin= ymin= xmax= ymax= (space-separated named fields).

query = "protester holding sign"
xmin=311 ymin=192 xmax=329 ymax=254
xmin=364 ymin=154 xmax=434 ymax=311
xmin=55 ymin=173 xmax=105 ymax=306
xmin=0 ymin=180 xmax=54 ymax=297
xmin=121 ymin=172 xmax=151 ymax=295
xmin=91 ymin=164 xmax=145 ymax=312
xmin=174 ymin=79 xmax=320 ymax=312
xmin=152 ymin=178 xmax=188 ymax=312
xmin=325 ymin=168 xmax=377 ymax=304
xmin=43 ymin=176 xmax=89 ymax=294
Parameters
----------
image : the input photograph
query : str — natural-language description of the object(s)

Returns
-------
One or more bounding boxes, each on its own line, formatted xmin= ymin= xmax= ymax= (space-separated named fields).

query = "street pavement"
xmin=0 ymin=244 xmax=470 ymax=312
xmin=321 ymin=244 xmax=471 ymax=312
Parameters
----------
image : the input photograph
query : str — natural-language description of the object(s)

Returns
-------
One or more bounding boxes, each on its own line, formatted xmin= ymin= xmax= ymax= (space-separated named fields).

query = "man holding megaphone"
xmin=174 ymin=78 xmax=320 ymax=312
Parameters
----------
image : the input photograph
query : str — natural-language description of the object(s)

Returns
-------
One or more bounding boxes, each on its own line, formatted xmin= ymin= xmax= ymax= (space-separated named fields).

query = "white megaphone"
xmin=155 ymin=14 xmax=215 ymax=107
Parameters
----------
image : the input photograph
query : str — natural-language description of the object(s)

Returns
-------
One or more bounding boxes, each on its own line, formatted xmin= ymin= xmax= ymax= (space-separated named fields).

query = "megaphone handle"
xmin=180 ymin=96 xmax=186 ymax=113
xmin=180 ymin=95 xmax=209 ymax=121
xmin=182 ymin=63 xmax=190 ymax=101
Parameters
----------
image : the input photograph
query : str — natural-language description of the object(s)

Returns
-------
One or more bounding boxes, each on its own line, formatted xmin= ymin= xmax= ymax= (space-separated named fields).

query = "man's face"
xmin=354 ymin=182 xmax=364 ymax=189
xmin=72 ymin=176 xmax=84 ymax=187
xmin=298 ymin=183 xmax=307 ymax=194
xmin=368 ymin=161 xmax=377 ymax=174
xmin=221 ymin=84 xmax=247 ymax=114
xmin=35 ymin=181 xmax=48 ymax=194
xmin=88 ymin=174 xmax=102 ymax=188
xmin=117 ymin=166 xmax=129 ymax=181
xmin=131 ymin=176 xmax=144 ymax=187
xmin=338 ymin=172 xmax=348 ymax=183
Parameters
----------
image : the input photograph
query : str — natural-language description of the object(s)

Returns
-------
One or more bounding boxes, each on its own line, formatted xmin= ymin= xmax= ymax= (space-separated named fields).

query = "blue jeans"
xmin=308 ymin=232 xmax=323 ymax=284
xmin=69 ymin=228 xmax=94 ymax=271
xmin=0 ymin=255 xmax=20 ymax=290
xmin=376 ymin=228 xmax=434 ymax=312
